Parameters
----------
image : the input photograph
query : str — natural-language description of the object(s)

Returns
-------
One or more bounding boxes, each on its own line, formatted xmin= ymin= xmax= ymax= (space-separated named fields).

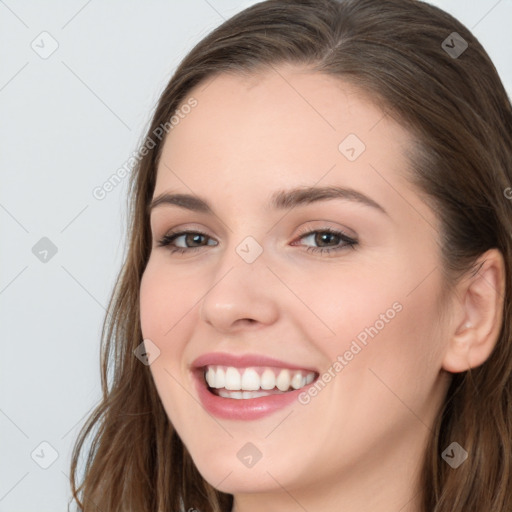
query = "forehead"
xmin=166 ymin=66 xmax=403 ymax=158
xmin=153 ymin=65 xmax=419 ymax=217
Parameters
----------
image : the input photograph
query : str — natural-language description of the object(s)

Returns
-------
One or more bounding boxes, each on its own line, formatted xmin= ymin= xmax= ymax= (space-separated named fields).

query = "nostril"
xmin=235 ymin=318 xmax=256 ymax=326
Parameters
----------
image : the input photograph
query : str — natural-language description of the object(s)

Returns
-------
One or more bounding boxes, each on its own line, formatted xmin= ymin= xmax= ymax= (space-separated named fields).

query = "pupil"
xmin=317 ymin=232 xmax=337 ymax=246
xmin=190 ymin=234 xmax=203 ymax=246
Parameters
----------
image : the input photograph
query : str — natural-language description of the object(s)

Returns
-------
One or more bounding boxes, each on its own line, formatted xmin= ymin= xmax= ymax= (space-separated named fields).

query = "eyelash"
xmin=156 ymin=227 xmax=358 ymax=256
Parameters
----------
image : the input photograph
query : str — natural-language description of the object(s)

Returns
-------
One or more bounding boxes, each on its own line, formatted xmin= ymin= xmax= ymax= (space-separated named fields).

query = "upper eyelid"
xmin=154 ymin=218 xmax=356 ymax=235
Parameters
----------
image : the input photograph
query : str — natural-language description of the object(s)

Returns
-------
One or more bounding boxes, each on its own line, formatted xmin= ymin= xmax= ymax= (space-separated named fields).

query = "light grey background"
xmin=1 ymin=1 xmax=511 ymax=511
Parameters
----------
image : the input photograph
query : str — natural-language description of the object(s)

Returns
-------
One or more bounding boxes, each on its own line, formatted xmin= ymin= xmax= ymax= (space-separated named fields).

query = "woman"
xmin=70 ymin=0 xmax=512 ymax=511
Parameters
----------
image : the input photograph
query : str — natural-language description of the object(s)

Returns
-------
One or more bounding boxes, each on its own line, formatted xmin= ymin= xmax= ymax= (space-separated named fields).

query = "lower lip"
xmin=192 ymin=369 xmax=315 ymax=421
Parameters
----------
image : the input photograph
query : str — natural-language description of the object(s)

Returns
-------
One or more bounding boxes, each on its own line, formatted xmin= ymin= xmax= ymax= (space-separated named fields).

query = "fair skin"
xmin=139 ymin=64 xmax=505 ymax=512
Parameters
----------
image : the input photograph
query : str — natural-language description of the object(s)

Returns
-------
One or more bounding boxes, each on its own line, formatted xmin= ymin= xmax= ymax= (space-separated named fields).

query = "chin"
xmin=191 ymin=449 xmax=304 ymax=495
xmin=201 ymin=467 xmax=282 ymax=494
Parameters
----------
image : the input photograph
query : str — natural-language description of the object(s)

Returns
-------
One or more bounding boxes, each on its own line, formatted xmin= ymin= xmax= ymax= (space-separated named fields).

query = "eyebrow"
xmin=148 ymin=185 xmax=389 ymax=217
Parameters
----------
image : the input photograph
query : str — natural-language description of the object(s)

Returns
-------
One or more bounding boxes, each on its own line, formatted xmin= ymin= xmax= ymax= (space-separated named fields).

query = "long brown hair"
xmin=69 ymin=1 xmax=512 ymax=510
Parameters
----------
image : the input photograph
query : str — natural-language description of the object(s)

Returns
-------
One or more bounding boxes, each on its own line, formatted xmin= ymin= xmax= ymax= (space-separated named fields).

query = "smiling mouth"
xmin=203 ymin=364 xmax=319 ymax=399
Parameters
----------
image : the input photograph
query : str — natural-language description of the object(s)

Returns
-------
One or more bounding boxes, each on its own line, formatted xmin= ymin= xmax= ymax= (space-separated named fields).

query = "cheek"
xmin=316 ymin=259 xmax=446 ymax=399
xmin=139 ymin=259 xmax=193 ymax=344
xmin=139 ymin=260 xmax=195 ymax=417
xmin=342 ymin=273 xmax=447 ymax=408
xmin=299 ymin=262 xmax=406 ymax=357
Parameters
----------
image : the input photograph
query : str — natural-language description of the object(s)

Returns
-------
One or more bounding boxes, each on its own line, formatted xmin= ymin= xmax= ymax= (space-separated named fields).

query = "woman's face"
xmin=140 ymin=65 xmax=453 ymax=507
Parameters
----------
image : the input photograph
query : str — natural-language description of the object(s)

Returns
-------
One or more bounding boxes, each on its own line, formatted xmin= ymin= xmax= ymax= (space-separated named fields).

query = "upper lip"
xmin=191 ymin=352 xmax=319 ymax=373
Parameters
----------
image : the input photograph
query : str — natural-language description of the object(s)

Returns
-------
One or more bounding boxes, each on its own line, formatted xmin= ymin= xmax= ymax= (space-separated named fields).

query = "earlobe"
xmin=441 ymin=248 xmax=506 ymax=374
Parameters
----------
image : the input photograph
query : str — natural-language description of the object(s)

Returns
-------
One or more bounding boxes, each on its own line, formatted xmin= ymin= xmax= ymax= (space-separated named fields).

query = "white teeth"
xmin=220 ymin=390 xmax=243 ymax=399
xmin=218 ymin=390 xmax=273 ymax=399
xmin=203 ymin=365 xmax=316 ymax=394
xmin=291 ymin=372 xmax=304 ymax=390
xmin=276 ymin=369 xmax=291 ymax=391
xmin=241 ymin=368 xmax=260 ymax=391
xmin=215 ymin=367 xmax=225 ymax=388
xmin=260 ymin=368 xmax=275 ymax=390
xmin=205 ymin=367 xmax=216 ymax=387
xmin=225 ymin=367 xmax=241 ymax=390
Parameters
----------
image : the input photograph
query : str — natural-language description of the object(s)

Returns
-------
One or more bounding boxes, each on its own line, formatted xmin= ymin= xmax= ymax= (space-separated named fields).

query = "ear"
xmin=442 ymin=248 xmax=506 ymax=373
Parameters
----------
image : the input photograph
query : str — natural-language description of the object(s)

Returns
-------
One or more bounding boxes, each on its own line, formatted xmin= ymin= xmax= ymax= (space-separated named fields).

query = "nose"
xmin=199 ymin=240 xmax=280 ymax=333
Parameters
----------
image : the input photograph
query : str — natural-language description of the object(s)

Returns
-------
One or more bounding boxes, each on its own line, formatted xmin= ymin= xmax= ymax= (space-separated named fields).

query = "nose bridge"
xmin=217 ymin=208 xmax=270 ymax=271
xmin=214 ymin=230 xmax=271 ymax=297
xmin=199 ymin=230 xmax=279 ymax=329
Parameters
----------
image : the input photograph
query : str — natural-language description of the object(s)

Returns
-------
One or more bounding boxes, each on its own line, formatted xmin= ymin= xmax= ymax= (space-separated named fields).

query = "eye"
xmin=292 ymin=227 xmax=358 ymax=255
xmin=157 ymin=230 xmax=217 ymax=254
xmin=156 ymin=227 xmax=358 ymax=256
